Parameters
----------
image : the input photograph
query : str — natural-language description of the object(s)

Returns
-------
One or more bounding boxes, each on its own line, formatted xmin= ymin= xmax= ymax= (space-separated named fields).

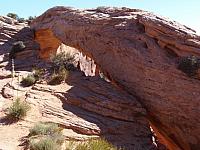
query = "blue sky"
xmin=0 ymin=0 xmax=199 ymax=33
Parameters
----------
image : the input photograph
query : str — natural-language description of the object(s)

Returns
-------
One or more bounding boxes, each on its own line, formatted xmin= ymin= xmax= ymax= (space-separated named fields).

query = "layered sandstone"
xmin=0 ymin=15 xmax=156 ymax=150
xmin=31 ymin=6 xmax=200 ymax=150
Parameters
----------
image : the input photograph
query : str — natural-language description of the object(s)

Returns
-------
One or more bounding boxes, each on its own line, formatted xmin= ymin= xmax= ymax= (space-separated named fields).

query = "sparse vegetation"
xmin=47 ymin=51 xmax=76 ymax=85
xmin=27 ymin=16 xmax=37 ymax=24
xmin=29 ymin=122 xmax=64 ymax=150
xmin=29 ymin=122 xmax=62 ymax=136
xmin=9 ymin=41 xmax=26 ymax=59
xmin=48 ymin=73 xmax=65 ymax=85
xmin=7 ymin=13 xmax=19 ymax=20
xmin=28 ymin=16 xmax=35 ymax=20
xmin=48 ymin=64 xmax=69 ymax=85
xmin=30 ymin=137 xmax=61 ymax=150
xmin=178 ymin=55 xmax=200 ymax=77
xmin=7 ymin=13 xmax=36 ymax=24
xmin=21 ymin=74 xmax=36 ymax=87
xmin=18 ymin=18 xmax=25 ymax=23
xmin=7 ymin=98 xmax=30 ymax=120
xmin=50 ymin=51 xmax=76 ymax=71
xmin=32 ymin=68 xmax=45 ymax=81
xmin=66 ymin=139 xmax=117 ymax=150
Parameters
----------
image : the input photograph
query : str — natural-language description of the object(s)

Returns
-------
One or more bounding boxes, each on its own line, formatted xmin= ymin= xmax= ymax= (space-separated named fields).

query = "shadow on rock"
xmin=0 ymin=116 xmax=18 ymax=125
xmin=0 ymin=26 xmax=40 ymax=72
xmin=19 ymin=135 xmax=29 ymax=150
xmin=57 ymin=71 xmax=156 ymax=150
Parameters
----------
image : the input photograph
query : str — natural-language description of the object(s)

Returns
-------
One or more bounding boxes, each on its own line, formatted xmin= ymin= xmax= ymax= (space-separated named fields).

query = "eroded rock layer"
xmin=0 ymin=15 xmax=156 ymax=150
xmin=31 ymin=6 xmax=200 ymax=150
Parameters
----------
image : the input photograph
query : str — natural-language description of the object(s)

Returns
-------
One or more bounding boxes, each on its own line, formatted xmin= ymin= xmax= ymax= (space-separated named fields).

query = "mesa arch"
xmin=31 ymin=6 xmax=200 ymax=150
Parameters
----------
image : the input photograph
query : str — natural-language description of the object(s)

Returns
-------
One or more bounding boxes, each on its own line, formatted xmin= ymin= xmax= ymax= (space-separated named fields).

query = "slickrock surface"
xmin=31 ymin=6 xmax=200 ymax=150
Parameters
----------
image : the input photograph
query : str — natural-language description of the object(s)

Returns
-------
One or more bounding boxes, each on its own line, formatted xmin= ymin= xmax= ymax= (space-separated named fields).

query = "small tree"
xmin=28 ymin=16 xmax=36 ymax=20
xmin=9 ymin=41 xmax=26 ymax=59
xmin=7 ymin=13 xmax=19 ymax=20
xmin=27 ymin=16 xmax=37 ymax=24
xmin=18 ymin=18 xmax=25 ymax=23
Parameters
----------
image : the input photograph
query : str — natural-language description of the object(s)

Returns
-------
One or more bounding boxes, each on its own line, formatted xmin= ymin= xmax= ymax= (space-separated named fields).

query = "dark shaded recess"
xmin=178 ymin=55 xmax=200 ymax=77
xmin=164 ymin=46 xmax=178 ymax=58
xmin=0 ymin=27 xmax=41 ymax=72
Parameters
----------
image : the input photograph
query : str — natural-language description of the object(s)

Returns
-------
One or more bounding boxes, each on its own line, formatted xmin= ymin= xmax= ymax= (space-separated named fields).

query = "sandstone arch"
xmin=31 ymin=6 xmax=200 ymax=150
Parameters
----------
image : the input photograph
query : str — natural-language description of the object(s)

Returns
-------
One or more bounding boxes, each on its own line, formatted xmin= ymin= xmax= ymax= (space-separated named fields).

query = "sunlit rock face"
xmin=0 ymin=15 xmax=156 ymax=150
xmin=31 ymin=6 xmax=200 ymax=150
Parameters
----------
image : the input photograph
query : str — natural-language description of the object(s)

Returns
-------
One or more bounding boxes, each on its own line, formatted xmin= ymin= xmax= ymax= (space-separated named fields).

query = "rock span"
xmin=31 ymin=6 xmax=200 ymax=150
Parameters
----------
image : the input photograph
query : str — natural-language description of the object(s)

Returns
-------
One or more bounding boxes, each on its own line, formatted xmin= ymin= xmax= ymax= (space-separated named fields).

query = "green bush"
xmin=48 ymin=74 xmax=65 ymax=85
xmin=30 ymin=137 xmax=61 ymax=150
xmin=66 ymin=139 xmax=117 ymax=150
xmin=48 ymin=67 xmax=69 ymax=85
xmin=29 ymin=122 xmax=64 ymax=150
xmin=18 ymin=18 xmax=25 ymax=23
xmin=49 ymin=51 xmax=74 ymax=85
xmin=7 ymin=98 xmax=30 ymax=120
xmin=29 ymin=122 xmax=62 ymax=136
xmin=27 ymin=16 xmax=37 ymax=24
xmin=28 ymin=16 xmax=35 ymax=20
xmin=21 ymin=74 xmax=36 ymax=87
xmin=7 ymin=13 xmax=19 ymax=20
xmin=50 ymin=52 xmax=75 ymax=71
xmin=32 ymin=68 xmax=45 ymax=81
xmin=178 ymin=56 xmax=200 ymax=77
xmin=9 ymin=41 xmax=26 ymax=59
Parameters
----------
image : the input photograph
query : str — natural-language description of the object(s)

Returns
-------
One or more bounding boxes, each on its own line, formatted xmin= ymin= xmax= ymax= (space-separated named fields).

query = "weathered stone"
xmin=31 ymin=6 xmax=200 ymax=150
xmin=0 ymin=14 xmax=157 ymax=150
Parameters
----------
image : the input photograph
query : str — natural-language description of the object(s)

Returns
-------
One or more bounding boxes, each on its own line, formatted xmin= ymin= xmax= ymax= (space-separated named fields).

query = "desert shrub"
xmin=27 ymin=16 xmax=37 ymax=24
xmin=49 ymin=51 xmax=74 ymax=85
xmin=96 ymin=6 xmax=109 ymax=13
xmin=30 ymin=137 xmax=60 ymax=150
xmin=9 ymin=41 xmax=26 ymax=59
xmin=29 ymin=122 xmax=64 ymax=150
xmin=48 ymin=67 xmax=69 ymax=85
xmin=50 ymin=51 xmax=75 ymax=71
xmin=178 ymin=56 xmax=200 ymax=77
xmin=18 ymin=18 xmax=25 ymax=23
xmin=7 ymin=13 xmax=19 ymax=20
xmin=29 ymin=122 xmax=62 ymax=136
xmin=32 ymin=68 xmax=45 ymax=81
xmin=28 ymin=16 xmax=35 ymax=20
xmin=48 ymin=74 xmax=65 ymax=85
xmin=21 ymin=74 xmax=36 ymax=87
xmin=7 ymin=98 xmax=30 ymax=120
xmin=66 ymin=139 xmax=117 ymax=150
